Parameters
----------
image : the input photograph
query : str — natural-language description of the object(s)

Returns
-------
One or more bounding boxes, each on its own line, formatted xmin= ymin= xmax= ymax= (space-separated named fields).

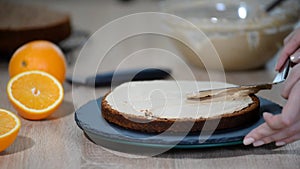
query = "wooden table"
xmin=1 ymin=0 xmax=299 ymax=169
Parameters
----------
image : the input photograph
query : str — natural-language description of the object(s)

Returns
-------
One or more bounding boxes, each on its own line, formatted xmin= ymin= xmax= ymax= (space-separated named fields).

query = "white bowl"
xmin=161 ymin=0 xmax=300 ymax=70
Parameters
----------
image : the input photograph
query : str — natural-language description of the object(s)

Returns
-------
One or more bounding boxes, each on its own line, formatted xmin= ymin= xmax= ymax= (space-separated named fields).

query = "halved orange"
xmin=7 ymin=70 xmax=64 ymax=120
xmin=0 ymin=108 xmax=21 ymax=152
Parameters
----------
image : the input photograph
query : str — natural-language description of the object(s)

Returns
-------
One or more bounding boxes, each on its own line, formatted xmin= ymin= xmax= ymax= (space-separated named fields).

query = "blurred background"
xmin=1 ymin=0 xmax=300 ymax=72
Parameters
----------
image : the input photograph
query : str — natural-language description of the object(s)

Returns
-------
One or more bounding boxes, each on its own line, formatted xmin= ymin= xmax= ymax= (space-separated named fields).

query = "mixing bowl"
xmin=161 ymin=0 xmax=300 ymax=70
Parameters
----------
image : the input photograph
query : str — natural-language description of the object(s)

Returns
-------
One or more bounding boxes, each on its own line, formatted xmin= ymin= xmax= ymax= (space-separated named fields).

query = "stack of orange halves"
xmin=0 ymin=40 xmax=66 ymax=152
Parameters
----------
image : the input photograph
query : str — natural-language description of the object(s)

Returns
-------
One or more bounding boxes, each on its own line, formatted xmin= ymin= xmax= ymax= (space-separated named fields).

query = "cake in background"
xmin=0 ymin=1 xmax=71 ymax=55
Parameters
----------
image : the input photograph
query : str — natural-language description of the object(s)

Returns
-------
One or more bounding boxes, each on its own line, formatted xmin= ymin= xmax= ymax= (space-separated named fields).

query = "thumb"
xmin=263 ymin=112 xmax=287 ymax=130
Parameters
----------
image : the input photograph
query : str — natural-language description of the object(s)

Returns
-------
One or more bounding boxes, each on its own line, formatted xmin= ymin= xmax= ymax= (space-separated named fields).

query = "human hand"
xmin=276 ymin=27 xmax=300 ymax=71
xmin=243 ymin=63 xmax=300 ymax=147
xmin=243 ymin=27 xmax=300 ymax=147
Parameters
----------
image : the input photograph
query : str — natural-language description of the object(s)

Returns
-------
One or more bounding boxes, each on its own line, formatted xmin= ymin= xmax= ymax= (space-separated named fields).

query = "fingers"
xmin=259 ymin=113 xmax=289 ymax=144
xmin=243 ymin=115 xmax=300 ymax=147
xmin=281 ymin=64 xmax=300 ymax=98
xmin=243 ymin=113 xmax=286 ymax=146
xmin=290 ymin=48 xmax=300 ymax=63
xmin=283 ymin=28 xmax=300 ymax=46
xmin=263 ymin=112 xmax=287 ymax=130
xmin=244 ymin=28 xmax=300 ymax=147
xmin=276 ymin=132 xmax=300 ymax=146
xmin=283 ymin=31 xmax=295 ymax=45
xmin=250 ymin=83 xmax=300 ymax=146
xmin=276 ymin=51 xmax=290 ymax=71
xmin=281 ymin=80 xmax=300 ymax=125
xmin=276 ymin=28 xmax=300 ymax=71
xmin=259 ymin=120 xmax=300 ymax=145
xmin=243 ymin=120 xmax=277 ymax=146
xmin=243 ymin=82 xmax=300 ymax=147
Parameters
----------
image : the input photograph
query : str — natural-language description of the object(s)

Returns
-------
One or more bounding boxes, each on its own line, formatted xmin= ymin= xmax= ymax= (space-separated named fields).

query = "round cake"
xmin=101 ymin=80 xmax=260 ymax=133
xmin=0 ymin=2 xmax=71 ymax=54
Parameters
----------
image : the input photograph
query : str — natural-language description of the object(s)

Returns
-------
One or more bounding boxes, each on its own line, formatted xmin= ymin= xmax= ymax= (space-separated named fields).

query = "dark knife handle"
xmin=86 ymin=68 xmax=171 ymax=86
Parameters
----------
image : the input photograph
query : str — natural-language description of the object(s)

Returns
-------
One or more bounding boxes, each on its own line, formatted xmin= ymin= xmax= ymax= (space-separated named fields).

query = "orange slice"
xmin=0 ymin=108 xmax=21 ymax=152
xmin=7 ymin=70 xmax=64 ymax=120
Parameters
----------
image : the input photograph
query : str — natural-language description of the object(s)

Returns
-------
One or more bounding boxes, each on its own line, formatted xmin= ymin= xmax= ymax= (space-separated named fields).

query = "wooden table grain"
xmin=0 ymin=0 xmax=299 ymax=169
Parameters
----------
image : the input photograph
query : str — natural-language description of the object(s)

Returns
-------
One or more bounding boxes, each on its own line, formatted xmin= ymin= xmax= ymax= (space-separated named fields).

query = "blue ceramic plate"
xmin=75 ymin=97 xmax=281 ymax=150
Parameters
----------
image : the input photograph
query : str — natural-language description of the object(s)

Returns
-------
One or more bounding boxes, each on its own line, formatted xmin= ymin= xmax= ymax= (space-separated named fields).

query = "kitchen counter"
xmin=0 ymin=0 xmax=299 ymax=169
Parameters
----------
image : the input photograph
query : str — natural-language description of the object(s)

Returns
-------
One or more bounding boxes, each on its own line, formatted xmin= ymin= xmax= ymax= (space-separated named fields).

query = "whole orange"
xmin=8 ymin=40 xmax=67 ymax=83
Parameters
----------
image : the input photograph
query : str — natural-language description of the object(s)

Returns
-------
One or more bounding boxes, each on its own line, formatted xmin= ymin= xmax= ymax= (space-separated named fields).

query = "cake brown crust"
xmin=0 ymin=2 xmax=71 ymax=54
xmin=101 ymin=93 xmax=260 ymax=133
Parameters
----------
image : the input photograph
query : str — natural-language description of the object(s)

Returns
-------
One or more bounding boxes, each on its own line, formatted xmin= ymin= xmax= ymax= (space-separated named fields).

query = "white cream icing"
xmin=105 ymin=81 xmax=253 ymax=119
